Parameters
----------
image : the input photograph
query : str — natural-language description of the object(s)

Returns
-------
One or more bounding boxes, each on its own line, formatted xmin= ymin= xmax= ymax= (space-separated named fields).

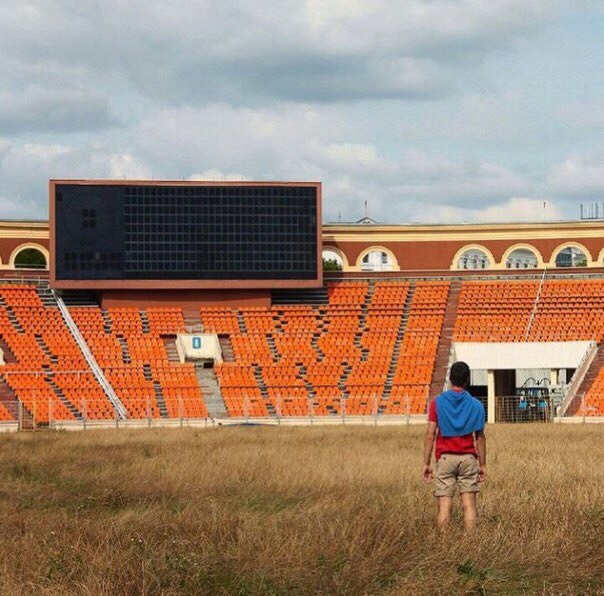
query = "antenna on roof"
xmin=364 ymin=200 xmax=368 ymax=219
xmin=338 ymin=211 xmax=341 ymax=223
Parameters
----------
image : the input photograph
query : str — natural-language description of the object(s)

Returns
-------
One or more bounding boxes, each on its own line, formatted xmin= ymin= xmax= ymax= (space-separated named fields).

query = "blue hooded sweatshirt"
xmin=435 ymin=389 xmax=485 ymax=438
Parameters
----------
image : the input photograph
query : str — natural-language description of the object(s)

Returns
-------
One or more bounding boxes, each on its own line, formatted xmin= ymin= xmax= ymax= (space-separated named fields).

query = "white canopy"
xmin=452 ymin=341 xmax=593 ymax=370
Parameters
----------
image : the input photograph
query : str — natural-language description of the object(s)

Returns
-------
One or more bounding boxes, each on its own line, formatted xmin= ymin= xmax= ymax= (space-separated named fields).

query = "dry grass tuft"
xmin=0 ymin=424 xmax=602 ymax=595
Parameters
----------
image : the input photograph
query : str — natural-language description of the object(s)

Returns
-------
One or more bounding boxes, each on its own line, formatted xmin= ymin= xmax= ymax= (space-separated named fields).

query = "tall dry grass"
xmin=0 ymin=424 xmax=601 ymax=595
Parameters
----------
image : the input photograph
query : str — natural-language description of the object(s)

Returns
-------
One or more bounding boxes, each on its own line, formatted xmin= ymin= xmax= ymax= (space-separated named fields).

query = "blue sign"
xmin=192 ymin=336 xmax=202 ymax=349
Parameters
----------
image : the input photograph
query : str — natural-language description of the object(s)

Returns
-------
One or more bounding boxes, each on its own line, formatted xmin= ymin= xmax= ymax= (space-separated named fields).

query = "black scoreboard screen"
xmin=50 ymin=181 xmax=321 ymax=289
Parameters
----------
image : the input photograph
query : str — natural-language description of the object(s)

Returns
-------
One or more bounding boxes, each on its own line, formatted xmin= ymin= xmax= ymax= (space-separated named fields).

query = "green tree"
xmin=323 ymin=258 xmax=342 ymax=272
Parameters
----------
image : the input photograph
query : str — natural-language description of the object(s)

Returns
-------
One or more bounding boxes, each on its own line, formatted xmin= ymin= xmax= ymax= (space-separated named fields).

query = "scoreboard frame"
xmin=49 ymin=179 xmax=322 ymax=290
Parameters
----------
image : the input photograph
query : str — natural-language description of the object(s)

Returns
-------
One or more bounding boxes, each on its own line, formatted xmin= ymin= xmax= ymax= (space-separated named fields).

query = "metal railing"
xmin=0 ymin=390 xmax=601 ymax=432
xmin=559 ymin=342 xmax=598 ymax=416
xmin=495 ymin=395 xmax=554 ymax=423
xmin=52 ymin=290 xmax=127 ymax=419
xmin=0 ymin=393 xmax=429 ymax=431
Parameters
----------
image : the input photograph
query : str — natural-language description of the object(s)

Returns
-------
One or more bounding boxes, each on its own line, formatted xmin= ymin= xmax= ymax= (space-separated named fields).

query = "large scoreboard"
xmin=50 ymin=180 xmax=322 ymax=289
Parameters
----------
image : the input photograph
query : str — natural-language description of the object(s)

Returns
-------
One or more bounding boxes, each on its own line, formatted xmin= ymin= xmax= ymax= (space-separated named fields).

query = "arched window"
xmin=14 ymin=248 xmax=47 ymax=270
xmin=506 ymin=248 xmax=539 ymax=269
xmin=322 ymin=249 xmax=344 ymax=271
xmin=555 ymin=246 xmax=588 ymax=268
xmin=361 ymin=250 xmax=393 ymax=272
xmin=457 ymin=249 xmax=490 ymax=270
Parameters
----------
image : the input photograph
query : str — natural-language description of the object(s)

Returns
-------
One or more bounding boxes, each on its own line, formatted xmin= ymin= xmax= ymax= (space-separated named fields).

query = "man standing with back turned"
xmin=422 ymin=361 xmax=487 ymax=530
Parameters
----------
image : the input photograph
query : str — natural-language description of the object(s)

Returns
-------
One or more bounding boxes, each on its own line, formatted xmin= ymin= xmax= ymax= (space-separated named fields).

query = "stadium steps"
xmin=0 ymin=336 xmax=17 ymax=363
xmin=299 ymin=363 xmax=315 ymax=398
xmin=0 ymin=377 xmax=20 ymax=422
xmin=571 ymin=343 xmax=604 ymax=415
xmin=101 ymin=311 xmax=113 ymax=334
xmin=382 ymin=281 xmax=416 ymax=405
xmin=253 ymin=365 xmax=272 ymax=412
xmin=143 ymin=364 xmax=168 ymax=418
xmin=140 ymin=311 xmax=151 ymax=334
xmin=272 ymin=287 xmax=329 ymax=305
xmin=196 ymin=365 xmax=228 ymax=418
xmin=266 ymin=334 xmax=280 ymax=362
xmin=218 ymin=336 xmax=235 ymax=362
xmin=429 ymin=280 xmax=462 ymax=398
xmin=57 ymin=290 xmax=99 ymax=307
xmin=355 ymin=280 xmax=374 ymax=362
xmin=338 ymin=362 xmax=354 ymax=398
xmin=311 ymin=313 xmax=326 ymax=360
xmin=35 ymin=335 xmax=58 ymax=364
xmin=0 ymin=296 xmax=23 ymax=333
xmin=184 ymin=314 xmax=203 ymax=334
xmin=117 ymin=336 xmax=131 ymax=364
xmin=163 ymin=336 xmax=180 ymax=363
xmin=37 ymin=285 xmax=59 ymax=308
xmin=237 ymin=312 xmax=247 ymax=333
xmin=44 ymin=373 xmax=83 ymax=420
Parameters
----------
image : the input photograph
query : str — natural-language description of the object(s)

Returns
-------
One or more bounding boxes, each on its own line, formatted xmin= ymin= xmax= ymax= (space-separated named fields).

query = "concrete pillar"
xmin=550 ymin=369 xmax=557 ymax=386
xmin=487 ymin=370 xmax=496 ymax=424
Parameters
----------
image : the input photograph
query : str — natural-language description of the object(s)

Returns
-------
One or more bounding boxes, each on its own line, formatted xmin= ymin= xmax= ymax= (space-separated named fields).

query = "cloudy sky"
xmin=1 ymin=1 xmax=604 ymax=223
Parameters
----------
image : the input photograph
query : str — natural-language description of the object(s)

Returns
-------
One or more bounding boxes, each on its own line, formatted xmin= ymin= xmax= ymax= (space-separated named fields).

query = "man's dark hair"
xmin=449 ymin=361 xmax=471 ymax=388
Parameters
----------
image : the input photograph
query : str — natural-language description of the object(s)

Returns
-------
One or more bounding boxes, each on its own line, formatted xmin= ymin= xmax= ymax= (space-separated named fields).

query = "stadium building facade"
xmin=0 ymin=179 xmax=602 ymax=429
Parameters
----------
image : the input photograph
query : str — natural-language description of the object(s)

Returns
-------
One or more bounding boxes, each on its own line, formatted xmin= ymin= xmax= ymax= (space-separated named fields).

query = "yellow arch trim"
xmin=354 ymin=245 xmax=400 ymax=272
xmin=9 ymin=243 xmax=49 ymax=270
xmin=548 ymin=241 xmax=593 ymax=268
xmin=450 ymin=244 xmax=495 ymax=271
xmin=500 ymin=243 xmax=545 ymax=269
xmin=322 ymin=246 xmax=350 ymax=270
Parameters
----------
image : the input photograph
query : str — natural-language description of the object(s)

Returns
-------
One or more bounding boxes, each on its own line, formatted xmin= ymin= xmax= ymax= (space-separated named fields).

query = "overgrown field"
xmin=0 ymin=424 xmax=602 ymax=595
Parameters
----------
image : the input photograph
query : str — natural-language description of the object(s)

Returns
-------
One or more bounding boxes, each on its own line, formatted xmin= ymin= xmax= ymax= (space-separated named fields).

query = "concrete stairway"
xmin=45 ymin=374 xmax=83 ymax=420
xmin=0 ymin=377 xmax=22 ymax=423
xmin=163 ymin=336 xmax=180 ymax=363
xmin=429 ymin=280 xmax=462 ymax=399
xmin=355 ymin=281 xmax=375 ymax=362
xmin=218 ymin=336 xmax=235 ymax=362
xmin=382 ymin=281 xmax=416 ymax=403
xmin=142 ymin=363 xmax=168 ymax=418
xmin=568 ymin=343 xmax=604 ymax=415
xmin=272 ymin=287 xmax=329 ymax=305
xmin=195 ymin=365 xmax=228 ymax=418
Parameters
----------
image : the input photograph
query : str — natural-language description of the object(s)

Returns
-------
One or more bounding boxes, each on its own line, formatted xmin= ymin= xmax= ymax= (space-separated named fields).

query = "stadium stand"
xmin=210 ymin=280 xmax=449 ymax=417
xmin=0 ymin=285 xmax=113 ymax=423
xmin=0 ymin=276 xmax=603 ymax=424
xmin=71 ymin=306 xmax=208 ymax=419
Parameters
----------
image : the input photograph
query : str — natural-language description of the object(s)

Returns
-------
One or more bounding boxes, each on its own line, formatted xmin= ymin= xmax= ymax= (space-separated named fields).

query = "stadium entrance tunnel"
xmin=451 ymin=341 xmax=595 ymax=422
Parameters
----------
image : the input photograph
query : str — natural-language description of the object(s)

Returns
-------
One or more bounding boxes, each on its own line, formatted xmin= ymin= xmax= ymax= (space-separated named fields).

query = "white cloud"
xmin=547 ymin=155 xmax=604 ymax=198
xmin=0 ymin=87 xmax=116 ymax=134
xmin=108 ymin=154 xmax=151 ymax=179
xmin=0 ymin=0 xmax=564 ymax=104
xmin=421 ymin=197 xmax=563 ymax=224
xmin=188 ymin=170 xmax=249 ymax=181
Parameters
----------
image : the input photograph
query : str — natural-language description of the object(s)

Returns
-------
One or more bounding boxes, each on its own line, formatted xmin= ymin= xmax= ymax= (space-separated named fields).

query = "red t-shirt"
xmin=428 ymin=398 xmax=477 ymax=461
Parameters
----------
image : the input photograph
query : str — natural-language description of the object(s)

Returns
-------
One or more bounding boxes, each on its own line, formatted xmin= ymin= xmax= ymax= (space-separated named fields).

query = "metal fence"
xmin=0 ymin=391 xmax=427 ymax=431
xmin=0 ymin=382 xmax=600 ymax=432
xmin=495 ymin=395 xmax=554 ymax=423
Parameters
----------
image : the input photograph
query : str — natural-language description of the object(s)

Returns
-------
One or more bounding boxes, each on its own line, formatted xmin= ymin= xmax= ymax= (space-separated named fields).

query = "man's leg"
xmin=460 ymin=492 xmax=477 ymax=530
xmin=437 ymin=496 xmax=453 ymax=528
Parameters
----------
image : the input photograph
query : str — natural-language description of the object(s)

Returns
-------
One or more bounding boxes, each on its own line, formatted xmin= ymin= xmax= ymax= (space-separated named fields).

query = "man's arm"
xmin=422 ymin=421 xmax=437 ymax=482
xmin=475 ymin=429 xmax=487 ymax=482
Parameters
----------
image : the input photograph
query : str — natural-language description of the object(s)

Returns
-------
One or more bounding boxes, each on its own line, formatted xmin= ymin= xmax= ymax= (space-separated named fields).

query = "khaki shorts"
xmin=434 ymin=453 xmax=480 ymax=497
